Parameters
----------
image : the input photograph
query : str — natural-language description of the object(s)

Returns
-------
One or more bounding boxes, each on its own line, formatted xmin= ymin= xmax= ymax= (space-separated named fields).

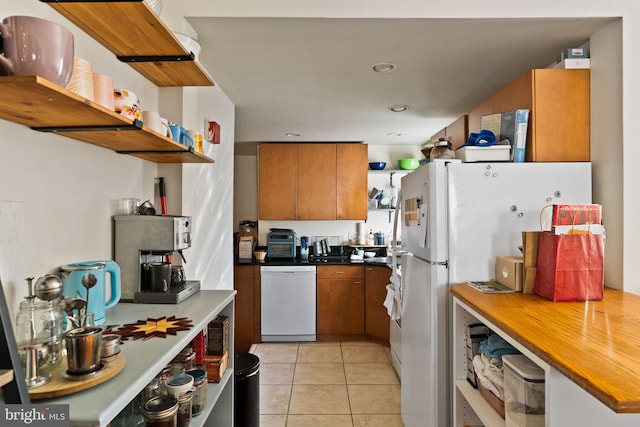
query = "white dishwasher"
xmin=261 ymin=265 xmax=317 ymax=342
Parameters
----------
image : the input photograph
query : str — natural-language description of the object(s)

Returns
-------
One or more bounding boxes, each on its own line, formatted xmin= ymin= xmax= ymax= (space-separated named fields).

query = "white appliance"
xmin=260 ymin=265 xmax=317 ymax=341
xmin=399 ymin=160 xmax=592 ymax=427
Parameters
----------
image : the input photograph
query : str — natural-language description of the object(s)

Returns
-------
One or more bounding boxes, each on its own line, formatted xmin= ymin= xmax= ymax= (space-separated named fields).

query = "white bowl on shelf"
xmin=173 ymin=32 xmax=201 ymax=61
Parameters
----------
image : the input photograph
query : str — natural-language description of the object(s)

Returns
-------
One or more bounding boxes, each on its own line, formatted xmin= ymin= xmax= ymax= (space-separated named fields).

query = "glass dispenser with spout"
xmin=15 ymin=276 xmax=63 ymax=388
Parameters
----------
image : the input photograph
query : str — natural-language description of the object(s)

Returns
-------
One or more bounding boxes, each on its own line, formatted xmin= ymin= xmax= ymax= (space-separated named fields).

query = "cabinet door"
xmin=233 ymin=265 xmax=259 ymax=352
xmin=317 ymin=278 xmax=365 ymax=335
xmin=259 ymin=144 xmax=298 ymax=220
xmin=298 ymin=143 xmax=337 ymax=220
xmin=336 ymin=144 xmax=368 ymax=220
xmin=365 ymin=266 xmax=391 ymax=344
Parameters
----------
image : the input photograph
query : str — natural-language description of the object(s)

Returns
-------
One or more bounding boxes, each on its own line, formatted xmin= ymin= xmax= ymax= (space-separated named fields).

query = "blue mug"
xmin=168 ymin=124 xmax=194 ymax=148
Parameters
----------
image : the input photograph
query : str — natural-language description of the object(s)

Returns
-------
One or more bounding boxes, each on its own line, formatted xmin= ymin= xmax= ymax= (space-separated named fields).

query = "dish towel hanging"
xmin=383 ymin=273 xmax=401 ymax=320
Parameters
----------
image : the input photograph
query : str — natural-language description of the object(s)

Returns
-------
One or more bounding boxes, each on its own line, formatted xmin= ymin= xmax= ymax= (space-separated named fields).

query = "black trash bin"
xmin=235 ymin=352 xmax=260 ymax=427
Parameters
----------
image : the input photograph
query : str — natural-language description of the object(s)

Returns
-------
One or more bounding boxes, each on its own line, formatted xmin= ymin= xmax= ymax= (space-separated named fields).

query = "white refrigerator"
xmin=399 ymin=160 xmax=592 ymax=427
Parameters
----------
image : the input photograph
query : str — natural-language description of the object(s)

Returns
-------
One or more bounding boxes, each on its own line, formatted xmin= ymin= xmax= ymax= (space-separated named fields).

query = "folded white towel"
xmin=384 ymin=283 xmax=401 ymax=320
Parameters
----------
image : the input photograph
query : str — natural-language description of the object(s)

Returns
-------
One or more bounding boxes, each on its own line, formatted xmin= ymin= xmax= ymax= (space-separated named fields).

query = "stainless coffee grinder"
xmin=113 ymin=215 xmax=200 ymax=303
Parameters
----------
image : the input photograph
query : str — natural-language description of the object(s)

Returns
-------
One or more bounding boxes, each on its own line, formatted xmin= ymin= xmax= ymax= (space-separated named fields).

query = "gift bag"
xmin=534 ymin=231 xmax=604 ymax=301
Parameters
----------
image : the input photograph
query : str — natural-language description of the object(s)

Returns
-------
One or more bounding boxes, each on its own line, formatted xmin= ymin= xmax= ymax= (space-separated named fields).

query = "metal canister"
xmin=142 ymin=395 xmax=178 ymax=427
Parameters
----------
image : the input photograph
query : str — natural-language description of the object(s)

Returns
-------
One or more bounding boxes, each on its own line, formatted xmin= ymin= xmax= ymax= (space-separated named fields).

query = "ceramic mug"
xmin=93 ymin=73 xmax=114 ymax=111
xmin=186 ymin=129 xmax=203 ymax=152
xmin=169 ymin=124 xmax=193 ymax=148
xmin=142 ymin=110 xmax=169 ymax=136
xmin=0 ymin=16 xmax=75 ymax=87
xmin=66 ymin=57 xmax=94 ymax=101
xmin=114 ymin=88 xmax=141 ymax=121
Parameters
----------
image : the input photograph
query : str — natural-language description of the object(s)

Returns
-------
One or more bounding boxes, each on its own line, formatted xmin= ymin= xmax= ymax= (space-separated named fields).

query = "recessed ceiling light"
xmin=285 ymin=132 xmax=301 ymax=137
xmin=372 ymin=63 xmax=396 ymax=73
xmin=388 ymin=104 xmax=409 ymax=112
xmin=387 ymin=132 xmax=402 ymax=137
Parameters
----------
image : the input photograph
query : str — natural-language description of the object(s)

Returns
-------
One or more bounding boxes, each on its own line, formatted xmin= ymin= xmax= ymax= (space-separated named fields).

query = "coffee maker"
xmin=114 ymin=215 xmax=200 ymax=303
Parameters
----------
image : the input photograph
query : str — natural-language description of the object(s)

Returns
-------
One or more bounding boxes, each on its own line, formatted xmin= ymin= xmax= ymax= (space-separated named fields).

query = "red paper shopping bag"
xmin=534 ymin=231 xmax=605 ymax=301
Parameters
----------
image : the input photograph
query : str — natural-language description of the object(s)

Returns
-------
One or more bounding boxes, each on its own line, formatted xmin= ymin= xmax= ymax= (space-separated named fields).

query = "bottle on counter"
xmin=368 ymin=229 xmax=375 ymax=246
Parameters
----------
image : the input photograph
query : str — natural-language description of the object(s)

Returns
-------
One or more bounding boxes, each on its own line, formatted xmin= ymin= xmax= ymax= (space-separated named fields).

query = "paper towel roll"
xmin=356 ymin=222 xmax=365 ymax=245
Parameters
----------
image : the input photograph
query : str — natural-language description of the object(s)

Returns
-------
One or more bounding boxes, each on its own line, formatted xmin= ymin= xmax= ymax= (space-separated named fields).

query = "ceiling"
xmin=188 ymin=17 xmax=614 ymax=146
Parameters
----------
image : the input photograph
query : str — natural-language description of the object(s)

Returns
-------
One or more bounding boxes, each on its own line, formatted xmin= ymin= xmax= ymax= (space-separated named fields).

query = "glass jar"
xmin=177 ymin=389 xmax=193 ymax=427
xmin=142 ymin=395 xmax=178 ymax=427
xmin=186 ymin=369 xmax=207 ymax=416
xmin=170 ymin=347 xmax=195 ymax=374
xmin=15 ymin=297 xmax=63 ymax=386
xmin=430 ymin=139 xmax=455 ymax=161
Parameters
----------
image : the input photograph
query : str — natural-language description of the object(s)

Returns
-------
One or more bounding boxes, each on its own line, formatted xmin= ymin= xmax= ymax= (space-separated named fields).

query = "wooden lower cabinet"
xmin=365 ymin=265 xmax=392 ymax=345
xmin=317 ymin=265 xmax=365 ymax=336
xmin=233 ymin=265 xmax=260 ymax=352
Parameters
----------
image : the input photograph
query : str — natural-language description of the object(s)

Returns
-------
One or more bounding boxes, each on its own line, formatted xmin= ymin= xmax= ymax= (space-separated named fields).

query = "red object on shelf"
xmin=207 ymin=121 xmax=220 ymax=144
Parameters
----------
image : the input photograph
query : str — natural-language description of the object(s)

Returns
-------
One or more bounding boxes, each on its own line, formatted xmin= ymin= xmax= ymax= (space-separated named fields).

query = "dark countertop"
xmin=235 ymin=256 xmax=392 ymax=268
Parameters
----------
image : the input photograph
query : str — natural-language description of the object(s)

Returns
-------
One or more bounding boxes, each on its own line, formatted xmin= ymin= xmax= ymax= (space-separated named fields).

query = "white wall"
xmin=0 ymin=1 xmax=235 ymax=319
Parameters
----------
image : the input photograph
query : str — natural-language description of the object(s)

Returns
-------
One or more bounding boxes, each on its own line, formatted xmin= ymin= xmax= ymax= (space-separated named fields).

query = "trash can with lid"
xmin=235 ymin=352 xmax=260 ymax=427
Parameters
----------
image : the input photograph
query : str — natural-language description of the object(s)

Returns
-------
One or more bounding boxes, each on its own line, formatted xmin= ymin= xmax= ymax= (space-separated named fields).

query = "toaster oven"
xmin=267 ymin=229 xmax=297 ymax=259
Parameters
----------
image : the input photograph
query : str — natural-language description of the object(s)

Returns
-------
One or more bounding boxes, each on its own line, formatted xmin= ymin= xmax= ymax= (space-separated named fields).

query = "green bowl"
xmin=398 ymin=158 xmax=420 ymax=170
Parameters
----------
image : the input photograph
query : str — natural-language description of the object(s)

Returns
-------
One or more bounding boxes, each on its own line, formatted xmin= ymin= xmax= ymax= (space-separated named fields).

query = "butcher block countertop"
xmin=450 ymin=284 xmax=640 ymax=413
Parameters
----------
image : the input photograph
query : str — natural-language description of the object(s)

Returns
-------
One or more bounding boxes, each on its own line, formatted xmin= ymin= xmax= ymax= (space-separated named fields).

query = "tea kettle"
xmin=59 ymin=261 xmax=121 ymax=326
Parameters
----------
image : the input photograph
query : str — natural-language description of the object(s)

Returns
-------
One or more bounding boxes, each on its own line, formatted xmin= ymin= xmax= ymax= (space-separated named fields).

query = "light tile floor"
xmin=250 ymin=341 xmax=404 ymax=427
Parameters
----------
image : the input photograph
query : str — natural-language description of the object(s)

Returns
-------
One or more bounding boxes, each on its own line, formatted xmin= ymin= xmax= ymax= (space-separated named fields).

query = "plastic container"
xmin=503 ymin=354 xmax=545 ymax=427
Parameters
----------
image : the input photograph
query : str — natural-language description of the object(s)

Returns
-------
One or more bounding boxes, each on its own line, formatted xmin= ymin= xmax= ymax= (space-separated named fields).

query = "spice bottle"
xmin=186 ymin=369 xmax=208 ymax=416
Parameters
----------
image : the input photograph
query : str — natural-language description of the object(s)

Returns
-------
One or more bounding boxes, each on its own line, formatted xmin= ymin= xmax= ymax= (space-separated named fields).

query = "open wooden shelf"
xmin=43 ymin=0 xmax=214 ymax=87
xmin=0 ymin=76 xmax=214 ymax=164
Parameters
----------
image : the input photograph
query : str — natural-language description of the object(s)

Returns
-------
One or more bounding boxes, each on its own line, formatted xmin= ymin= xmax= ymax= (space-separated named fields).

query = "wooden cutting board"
xmin=29 ymin=354 xmax=125 ymax=400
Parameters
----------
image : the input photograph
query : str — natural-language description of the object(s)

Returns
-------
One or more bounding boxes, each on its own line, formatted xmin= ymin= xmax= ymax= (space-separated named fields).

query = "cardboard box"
xmin=557 ymin=48 xmax=590 ymax=62
xmin=204 ymin=352 xmax=228 ymax=383
xmin=495 ymin=256 xmax=524 ymax=291
xmin=207 ymin=315 xmax=229 ymax=356
xmin=238 ymin=237 xmax=254 ymax=259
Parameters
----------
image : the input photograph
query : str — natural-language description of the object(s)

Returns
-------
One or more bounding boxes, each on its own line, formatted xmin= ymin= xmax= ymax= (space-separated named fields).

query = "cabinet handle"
xmin=335 ymin=271 xmax=344 ymax=274
xmin=353 ymin=281 xmax=363 ymax=285
xmin=365 ymin=267 xmax=374 ymax=271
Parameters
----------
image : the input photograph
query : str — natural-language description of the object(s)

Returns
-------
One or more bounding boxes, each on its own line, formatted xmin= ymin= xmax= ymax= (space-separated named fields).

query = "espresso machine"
xmin=114 ymin=215 xmax=200 ymax=303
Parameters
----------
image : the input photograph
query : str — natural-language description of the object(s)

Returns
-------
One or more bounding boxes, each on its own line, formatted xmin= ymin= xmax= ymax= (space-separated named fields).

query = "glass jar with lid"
xmin=430 ymin=138 xmax=455 ymax=161
xmin=176 ymin=389 xmax=193 ymax=427
xmin=170 ymin=346 xmax=195 ymax=374
xmin=186 ymin=369 xmax=207 ymax=416
xmin=142 ymin=395 xmax=178 ymax=427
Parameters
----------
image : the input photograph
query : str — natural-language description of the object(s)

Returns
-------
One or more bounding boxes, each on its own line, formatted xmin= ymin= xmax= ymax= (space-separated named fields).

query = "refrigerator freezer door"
xmin=401 ymin=161 xmax=450 ymax=263
xmin=401 ymin=252 xmax=449 ymax=427
xmin=446 ymin=162 xmax=592 ymax=284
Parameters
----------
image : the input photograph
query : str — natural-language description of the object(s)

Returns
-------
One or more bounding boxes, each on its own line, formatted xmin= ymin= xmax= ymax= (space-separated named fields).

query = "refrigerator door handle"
xmin=425 ymin=260 xmax=448 ymax=267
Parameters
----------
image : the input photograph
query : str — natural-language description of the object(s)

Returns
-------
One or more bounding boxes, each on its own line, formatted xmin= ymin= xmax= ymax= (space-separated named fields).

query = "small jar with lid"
xmin=170 ymin=347 xmax=196 ymax=374
xmin=430 ymin=138 xmax=455 ymax=161
xmin=176 ymin=389 xmax=194 ymax=427
xmin=186 ymin=369 xmax=207 ymax=416
xmin=142 ymin=395 xmax=178 ymax=427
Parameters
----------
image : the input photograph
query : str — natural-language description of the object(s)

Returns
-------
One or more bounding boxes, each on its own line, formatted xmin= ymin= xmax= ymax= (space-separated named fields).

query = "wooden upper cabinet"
xmin=298 ymin=144 xmax=337 ymax=220
xmin=259 ymin=144 xmax=298 ymax=220
xmin=468 ymin=69 xmax=590 ymax=162
xmin=447 ymin=115 xmax=469 ymax=151
xmin=337 ymin=144 xmax=368 ymax=220
xmin=258 ymin=143 xmax=368 ymax=220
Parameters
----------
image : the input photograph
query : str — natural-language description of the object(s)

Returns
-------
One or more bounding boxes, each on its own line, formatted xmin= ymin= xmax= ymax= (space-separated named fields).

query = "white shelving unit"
xmin=37 ymin=290 xmax=235 ymax=427
xmin=452 ymin=296 xmax=548 ymax=427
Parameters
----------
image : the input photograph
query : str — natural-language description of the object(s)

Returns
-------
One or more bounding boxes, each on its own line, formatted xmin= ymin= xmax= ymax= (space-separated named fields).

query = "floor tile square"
xmin=353 ymin=414 xmax=405 ymax=426
xmin=260 ymin=363 xmax=296 ymax=384
xmin=293 ymin=362 xmax=346 ymax=384
xmin=297 ymin=343 xmax=343 ymax=362
xmin=252 ymin=343 xmax=299 ymax=362
xmin=348 ymin=384 xmax=401 ymax=414
xmin=260 ymin=385 xmax=292 ymax=414
xmin=344 ymin=362 xmax=400 ymax=384
xmin=342 ymin=344 xmax=390 ymax=363
xmin=287 ymin=414 xmax=354 ymax=426
xmin=259 ymin=414 xmax=287 ymax=427
xmin=289 ymin=384 xmax=351 ymax=414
